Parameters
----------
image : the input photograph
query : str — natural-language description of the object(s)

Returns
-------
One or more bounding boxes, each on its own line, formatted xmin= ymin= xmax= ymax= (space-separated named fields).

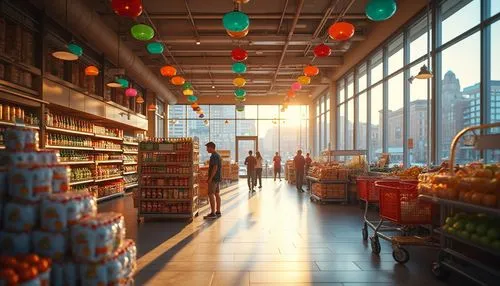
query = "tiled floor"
xmin=99 ymin=179 xmax=459 ymax=286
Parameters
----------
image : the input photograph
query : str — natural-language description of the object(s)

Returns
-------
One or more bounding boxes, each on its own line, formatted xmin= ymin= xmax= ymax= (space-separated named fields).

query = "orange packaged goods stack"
xmin=307 ymin=163 xmax=349 ymax=203
xmin=0 ymin=127 xmax=137 ymax=285
xmin=135 ymin=137 xmax=200 ymax=222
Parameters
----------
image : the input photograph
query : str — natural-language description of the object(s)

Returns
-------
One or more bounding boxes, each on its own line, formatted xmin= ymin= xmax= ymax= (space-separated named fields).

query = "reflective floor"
xmin=99 ymin=179 xmax=458 ymax=286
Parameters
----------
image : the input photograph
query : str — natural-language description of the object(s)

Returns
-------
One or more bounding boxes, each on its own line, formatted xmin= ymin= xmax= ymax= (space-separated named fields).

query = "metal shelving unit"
xmin=136 ymin=138 xmax=199 ymax=222
xmin=421 ymin=123 xmax=500 ymax=285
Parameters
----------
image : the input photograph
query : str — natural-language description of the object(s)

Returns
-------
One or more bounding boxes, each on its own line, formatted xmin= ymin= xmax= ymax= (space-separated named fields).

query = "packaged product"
xmin=32 ymin=230 xmax=67 ymax=261
xmin=0 ymin=231 xmax=31 ymax=255
xmin=8 ymin=165 xmax=52 ymax=202
xmin=50 ymin=260 xmax=78 ymax=286
xmin=0 ymin=151 xmax=38 ymax=166
xmin=71 ymin=212 xmax=125 ymax=262
xmin=36 ymin=150 xmax=59 ymax=165
xmin=79 ymin=261 xmax=108 ymax=286
xmin=52 ymin=165 xmax=70 ymax=193
xmin=2 ymin=201 xmax=37 ymax=232
xmin=118 ymin=239 xmax=137 ymax=279
xmin=41 ymin=191 xmax=95 ymax=232
xmin=3 ymin=128 xmax=38 ymax=152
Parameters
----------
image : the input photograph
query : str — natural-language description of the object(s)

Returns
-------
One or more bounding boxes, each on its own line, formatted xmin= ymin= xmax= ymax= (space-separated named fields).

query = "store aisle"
xmin=99 ymin=179 xmax=453 ymax=286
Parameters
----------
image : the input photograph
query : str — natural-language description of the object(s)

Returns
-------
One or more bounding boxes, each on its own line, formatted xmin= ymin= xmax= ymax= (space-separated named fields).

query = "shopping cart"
xmin=358 ymin=176 xmax=401 ymax=241
xmin=370 ymin=180 xmax=437 ymax=264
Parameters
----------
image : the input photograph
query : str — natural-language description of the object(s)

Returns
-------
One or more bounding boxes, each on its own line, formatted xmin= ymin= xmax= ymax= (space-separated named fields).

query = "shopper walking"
xmin=305 ymin=153 xmax=313 ymax=175
xmin=244 ymin=150 xmax=257 ymax=192
xmin=204 ymin=142 xmax=222 ymax=219
xmin=294 ymin=150 xmax=306 ymax=192
xmin=255 ymin=151 xmax=263 ymax=188
xmin=273 ymin=152 xmax=282 ymax=181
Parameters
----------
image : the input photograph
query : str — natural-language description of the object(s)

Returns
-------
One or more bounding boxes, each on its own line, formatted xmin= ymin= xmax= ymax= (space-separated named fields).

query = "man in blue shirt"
xmin=204 ymin=142 xmax=222 ymax=219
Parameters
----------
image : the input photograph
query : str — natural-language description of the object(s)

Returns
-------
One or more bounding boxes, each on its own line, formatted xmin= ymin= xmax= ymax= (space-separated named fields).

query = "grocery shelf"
xmin=94 ymin=176 xmax=123 ymax=183
xmin=123 ymin=161 xmax=138 ymax=165
xmin=96 ymin=160 xmax=123 ymax=164
xmin=139 ymin=186 xmax=191 ymax=189
xmin=123 ymin=171 xmax=137 ymax=175
xmin=94 ymin=148 xmax=123 ymax=152
xmin=306 ymin=176 xmax=349 ymax=184
xmin=46 ymin=145 xmax=94 ymax=151
xmin=123 ymin=151 xmax=139 ymax=155
xmin=94 ymin=134 xmax=124 ymax=141
xmin=125 ymin=183 xmax=138 ymax=189
xmin=69 ymin=179 xmax=94 ymax=186
xmin=97 ymin=192 xmax=124 ymax=203
xmin=435 ymin=229 xmax=500 ymax=257
xmin=61 ymin=161 xmax=95 ymax=165
xmin=140 ymin=161 xmax=192 ymax=166
xmin=138 ymin=198 xmax=193 ymax=202
xmin=139 ymin=213 xmax=194 ymax=219
xmin=419 ymin=195 xmax=500 ymax=217
xmin=46 ymin=126 xmax=93 ymax=136
xmin=123 ymin=141 xmax=139 ymax=146
xmin=140 ymin=174 xmax=192 ymax=178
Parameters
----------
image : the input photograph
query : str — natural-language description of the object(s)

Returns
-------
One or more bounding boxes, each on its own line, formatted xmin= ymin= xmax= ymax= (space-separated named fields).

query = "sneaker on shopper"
xmin=215 ymin=211 xmax=222 ymax=217
xmin=204 ymin=213 xmax=217 ymax=219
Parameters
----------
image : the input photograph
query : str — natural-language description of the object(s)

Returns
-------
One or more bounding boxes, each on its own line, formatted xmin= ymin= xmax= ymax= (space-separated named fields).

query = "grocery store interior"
xmin=0 ymin=0 xmax=499 ymax=285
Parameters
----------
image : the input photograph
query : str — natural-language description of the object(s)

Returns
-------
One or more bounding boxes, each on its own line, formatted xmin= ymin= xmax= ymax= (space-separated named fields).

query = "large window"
xmin=168 ymin=105 xmax=309 ymax=163
xmin=332 ymin=0 xmax=500 ymax=166
xmin=155 ymin=99 xmax=165 ymax=138
xmin=316 ymin=92 xmax=330 ymax=153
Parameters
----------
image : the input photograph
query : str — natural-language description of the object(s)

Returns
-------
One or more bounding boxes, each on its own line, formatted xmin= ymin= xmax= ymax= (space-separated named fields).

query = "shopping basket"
xmin=358 ymin=176 xmax=383 ymax=203
xmin=376 ymin=180 xmax=433 ymax=225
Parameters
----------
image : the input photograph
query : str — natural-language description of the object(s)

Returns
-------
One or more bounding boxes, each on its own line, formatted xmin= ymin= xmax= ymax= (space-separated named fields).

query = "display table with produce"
xmin=306 ymin=164 xmax=350 ymax=203
xmin=418 ymin=123 xmax=500 ymax=285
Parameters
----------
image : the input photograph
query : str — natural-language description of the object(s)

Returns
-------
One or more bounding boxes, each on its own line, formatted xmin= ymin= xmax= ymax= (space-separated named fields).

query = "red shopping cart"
xmin=369 ymin=180 xmax=437 ymax=264
xmin=357 ymin=176 xmax=401 ymax=241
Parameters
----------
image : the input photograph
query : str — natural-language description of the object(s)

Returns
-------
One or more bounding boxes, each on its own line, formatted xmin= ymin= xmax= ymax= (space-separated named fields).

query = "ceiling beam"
xmin=147 ymin=56 xmax=343 ymax=67
xmin=145 ymin=13 xmax=368 ymax=20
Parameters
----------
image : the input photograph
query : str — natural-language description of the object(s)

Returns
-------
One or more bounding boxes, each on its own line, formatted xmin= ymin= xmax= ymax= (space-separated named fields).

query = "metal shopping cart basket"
xmin=370 ymin=180 xmax=437 ymax=264
xmin=358 ymin=176 xmax=402 ymax=241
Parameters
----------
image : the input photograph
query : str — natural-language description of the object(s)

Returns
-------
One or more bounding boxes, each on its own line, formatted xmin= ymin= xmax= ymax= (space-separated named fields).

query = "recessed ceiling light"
xmin=256 ymin=50 xmax=263 ymax=55
xmin=212 ymin=85 xmax=215 ymax=89
xmin=196 ymin=40 xmax=201 ymax=45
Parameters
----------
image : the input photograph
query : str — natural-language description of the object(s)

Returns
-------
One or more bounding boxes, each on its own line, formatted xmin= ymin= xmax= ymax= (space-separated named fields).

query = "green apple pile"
xmin=443 ymin=212 xmax=500 ymax=251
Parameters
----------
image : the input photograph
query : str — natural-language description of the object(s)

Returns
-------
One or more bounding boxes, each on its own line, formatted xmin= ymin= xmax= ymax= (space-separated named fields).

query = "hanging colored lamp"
xmin=304 ymin=65 xmax=320 ymax=77
xmin=227 ymin=28 xmax=249 ymax=38
xmin=365 ymin=0 xmax=397 ymax=21
xmin=125 ymin=87 xmax=138 ymax=97
xmin=111 ymin=0 xmax=143 ymax=18
xmin=136 ymin=96 xmax=144 ymax=104
xmin=183 ymin=89 xmax=194 ymax=96
xmin=328 ymin=21 xmax=355 ymax=41
xmin=131 ymin=24 xmax=154 ymax=41
xmin=187 ymin=95 xmax=198 ymax=103
xmin=297 ymin=75 xmax=311 ymax=85
xmin=116 ymin=78 xmax=129 ymax=88
xmin=222 ymin=11 xmax=250 ymax=32
xmin=147 ymin=103 xmax=157 ymax=111
xmin=146 ymin=42 xmax=164 ymax=54
xmin=313 ymin=44 xmax=331 ymax=57
xmin=171 ymin=76 xmax=186 ymax=86
xmin=234 ymin=88 xmax=246 ymax=97
xmin=233 ymin=77 xmax=246 ymax=87
xmin=160 ymin=65 xmax=177 ymax=77
xmin=287 ymin=90 xmax=296 ymax=98
xmin=291 ymin=82 xmax=302 ymax=91
xmin=232 ymin=62 xmax=247 ymax=74
xmin=84 ymin=66 xmax=99 ymax=76
xmin=231 ymin=47 xmax=248 ymax=62
xmin=67 ymin=43 xmax=83 ymax=57
xmin=182 ymin=82 xmax=193 ymax=90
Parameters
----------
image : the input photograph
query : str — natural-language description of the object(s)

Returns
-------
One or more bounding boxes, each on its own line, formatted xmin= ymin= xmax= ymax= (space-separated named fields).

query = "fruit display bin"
xmin=420 ymin=122 xmax=500 ymax=285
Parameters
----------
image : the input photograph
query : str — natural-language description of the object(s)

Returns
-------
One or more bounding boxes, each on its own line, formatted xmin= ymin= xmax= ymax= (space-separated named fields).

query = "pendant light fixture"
xmin=147 ymin=103 xmax=157 ymax=111
xmin=107 ymin=28 xmax=127 ymax=88
xmin=52 ymin=0 xmax=83 ymax=61
xmin=136 ymin=95 xmax=144 ymax=104
xmin=408 ymin=0 xmax=433 ymax=83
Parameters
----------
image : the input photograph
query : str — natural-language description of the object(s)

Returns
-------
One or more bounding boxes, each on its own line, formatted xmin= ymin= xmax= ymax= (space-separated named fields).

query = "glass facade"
xmin=332 ymin=0 xmax=500 ymax=166
xmin=315 ymin=92 xmax=331 ymax=154
xmin=169 ymin=105 xmax=309 ymax=163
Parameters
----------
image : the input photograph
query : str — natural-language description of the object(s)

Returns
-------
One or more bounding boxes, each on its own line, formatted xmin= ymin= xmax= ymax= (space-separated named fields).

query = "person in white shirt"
xmin=255 ymin=151 xmax=263 ymax=188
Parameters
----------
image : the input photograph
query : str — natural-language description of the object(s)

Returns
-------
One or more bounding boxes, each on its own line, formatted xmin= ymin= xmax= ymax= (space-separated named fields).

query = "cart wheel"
xmin=392 ymin=248 xmax=410 ymax=264
xmin=370 ymin=236 xmax=381 ymax=255
xmin=432 ymin=262 xmax=450 ymax=280
xmin=362 ymin=224 xmax=368 ymax=241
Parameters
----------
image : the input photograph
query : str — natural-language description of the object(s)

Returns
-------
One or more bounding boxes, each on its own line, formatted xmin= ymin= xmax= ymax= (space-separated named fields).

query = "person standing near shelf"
xmin=204 ymin=142 xmax=222 ymax=219
xmin=244 ymin=150 xmax=257 ymax=192
xmin=294 ymin=150 xmax=306 ymax=192
xmin=273 ymin=152 xmax=282 ymax=181
xmin=255 ymin=151 xmax=263 ymax=189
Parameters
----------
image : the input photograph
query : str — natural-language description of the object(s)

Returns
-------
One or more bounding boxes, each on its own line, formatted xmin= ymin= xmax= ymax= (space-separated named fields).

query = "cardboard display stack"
xmin=0 ymin=127 xmax=137 ymax=286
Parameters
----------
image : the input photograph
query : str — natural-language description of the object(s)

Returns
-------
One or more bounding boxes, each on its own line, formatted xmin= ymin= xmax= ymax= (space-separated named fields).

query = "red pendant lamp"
xmin=328 ymin=21 xmax=355 ymax=41
xmin=231 ymin=47 xmax=248 ymax=62
xmin=111 ymin=0 xmax=143 ymax=18
xmin=313 ymin=44 xmax=331 ymax=57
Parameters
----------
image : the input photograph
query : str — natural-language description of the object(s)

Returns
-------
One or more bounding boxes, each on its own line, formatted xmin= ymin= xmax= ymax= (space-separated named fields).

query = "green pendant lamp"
xmin=131 ymin=24 xmax=155 ymax=41
xmin=146 ymin=42 xmax=164 ymax=54
xmin=232 ymin=62 xmax=247 ymax=74
xmin=365 ymin=0 xmax=397 ymax=21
